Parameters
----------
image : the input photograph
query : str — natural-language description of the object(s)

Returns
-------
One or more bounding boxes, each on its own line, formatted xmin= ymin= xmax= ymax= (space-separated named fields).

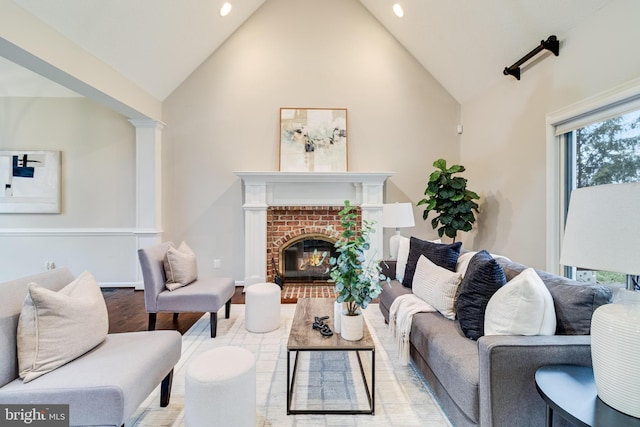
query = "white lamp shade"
xmin=560 ymin=182 xmax=640 ymax=276
xmin=382 ymin=202 xmax=415 ymax=229
xmin=383 ymin=202 xmax=415 ymax=259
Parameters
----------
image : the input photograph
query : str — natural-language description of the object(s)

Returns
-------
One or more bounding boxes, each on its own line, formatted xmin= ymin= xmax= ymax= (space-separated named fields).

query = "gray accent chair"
xmin=0 ymin=268 xmax=182 ymax=427
xmin=138 ymin=242 xmax=235 ymax=338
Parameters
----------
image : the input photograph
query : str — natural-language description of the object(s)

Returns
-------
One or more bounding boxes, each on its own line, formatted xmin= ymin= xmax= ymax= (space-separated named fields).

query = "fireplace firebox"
xmin=266 ymin=205 xmax=359 ymax=285
xmin=281 ymin=236 xmax=337 ymax=283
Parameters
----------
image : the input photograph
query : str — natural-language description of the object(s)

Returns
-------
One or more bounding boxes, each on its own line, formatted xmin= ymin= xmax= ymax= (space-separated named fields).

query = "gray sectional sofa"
xmin=379 ymin=255 xmax=613 ymax=427
xmin=0 ymin=268 xmax=182 ymax=427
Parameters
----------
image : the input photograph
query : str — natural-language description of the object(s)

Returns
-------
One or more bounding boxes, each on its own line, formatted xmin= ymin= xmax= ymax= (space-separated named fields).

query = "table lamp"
xmin=560 ymin=182 xmax=640 ymax=417
xmin=382 ymin=202 xmax=415 ymax=259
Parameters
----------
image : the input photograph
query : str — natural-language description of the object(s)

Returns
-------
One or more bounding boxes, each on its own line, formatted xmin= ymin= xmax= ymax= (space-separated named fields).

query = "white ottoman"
xmin=185 ymin=346 xmax=256 ymax=427
xmin=245 ymin=282 xmax=281 ymax=333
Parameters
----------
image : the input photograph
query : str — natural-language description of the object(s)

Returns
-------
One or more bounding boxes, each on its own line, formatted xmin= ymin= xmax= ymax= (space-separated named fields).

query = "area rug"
xmin=126 ymin=303 xmax=452 ymax=427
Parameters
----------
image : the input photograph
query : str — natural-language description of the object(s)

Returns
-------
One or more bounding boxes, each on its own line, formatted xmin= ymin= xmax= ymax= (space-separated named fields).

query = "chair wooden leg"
xmin=225 ymin=298 xmax=231 ymax=319
xmin=173 ymin=313 xmax=179 ymax=322
xmin=160 ymin=369 xmax=173 ymax=407
xmin=210 ymin=312 xmax=217 ymax=338
xmin=148 ymin=313 xmax=157 ymax=331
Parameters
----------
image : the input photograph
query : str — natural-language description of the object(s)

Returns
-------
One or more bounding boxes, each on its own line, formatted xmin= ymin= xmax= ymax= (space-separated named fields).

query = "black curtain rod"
xmin=503 ymin=35 xmax=560 ymax=80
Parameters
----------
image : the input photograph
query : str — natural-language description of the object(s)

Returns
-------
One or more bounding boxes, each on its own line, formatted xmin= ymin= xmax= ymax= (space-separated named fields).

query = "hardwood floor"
xmin=101 ymin=286 xmax=245 ymax=334
xmin=101 ymin=284 xmax=338 ymax=335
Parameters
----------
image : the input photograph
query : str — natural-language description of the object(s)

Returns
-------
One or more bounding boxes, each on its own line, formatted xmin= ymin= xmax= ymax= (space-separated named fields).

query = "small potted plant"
xmin=329 ymin=200 xmax=386 ymax=340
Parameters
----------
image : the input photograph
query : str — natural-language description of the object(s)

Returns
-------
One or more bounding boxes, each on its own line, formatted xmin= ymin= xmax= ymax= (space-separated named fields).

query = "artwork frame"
xmin=0 ymin=150 xmax=61 ymax=213
xmin=279 ymin=108 xmax=348 ymax=172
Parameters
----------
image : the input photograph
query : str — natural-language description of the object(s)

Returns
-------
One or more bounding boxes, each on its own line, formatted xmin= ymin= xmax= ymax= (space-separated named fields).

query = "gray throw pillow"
xmin=497 ymin=259 xmax=613 ymax=335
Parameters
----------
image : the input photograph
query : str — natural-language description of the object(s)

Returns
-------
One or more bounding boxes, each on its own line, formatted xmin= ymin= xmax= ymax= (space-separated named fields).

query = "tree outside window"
xmin=568 ymin=110 xmax=640 ymax=288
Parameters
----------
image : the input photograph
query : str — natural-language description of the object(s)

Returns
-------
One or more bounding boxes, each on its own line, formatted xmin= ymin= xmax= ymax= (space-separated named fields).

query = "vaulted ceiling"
xmin=1 ymin=0 xmax=614 ymax=104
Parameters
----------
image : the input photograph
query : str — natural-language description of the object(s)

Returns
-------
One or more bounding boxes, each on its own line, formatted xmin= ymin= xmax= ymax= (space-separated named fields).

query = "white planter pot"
xmin=591 ymin=302 xmax=640 ymax=418
xmin=340 ymin=310 xmax=363 ymax=341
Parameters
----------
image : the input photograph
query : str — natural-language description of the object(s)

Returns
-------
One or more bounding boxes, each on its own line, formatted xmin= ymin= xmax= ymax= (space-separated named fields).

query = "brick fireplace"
xmin=235 ymin=171 xmax=393 ymax=288
xmin=266 ymin=205 xmax=362 ymax=283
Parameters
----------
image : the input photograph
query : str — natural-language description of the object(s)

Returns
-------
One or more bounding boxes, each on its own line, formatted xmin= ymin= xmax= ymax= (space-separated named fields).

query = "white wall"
xmin=162 ymin=0 xmax=461 ymax=279
xmin=0 ymin=97 xmax=138 ymax=282
xmin=460 ymin=0 xmax=640 ymax=269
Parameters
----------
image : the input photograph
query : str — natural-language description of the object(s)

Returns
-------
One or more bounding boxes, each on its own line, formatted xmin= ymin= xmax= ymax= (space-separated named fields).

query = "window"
xmin=562 ymin=110 xmax=640 ymax=287
xmin=547 ymin=78 xmax=640 ymax=283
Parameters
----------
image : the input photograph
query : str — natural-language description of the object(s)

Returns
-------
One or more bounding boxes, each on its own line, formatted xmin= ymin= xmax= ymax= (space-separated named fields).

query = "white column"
xmin=243 ymin=181 xmax=268 ymax=287
xmin=130 ymin=119 xmax=165 ymax=287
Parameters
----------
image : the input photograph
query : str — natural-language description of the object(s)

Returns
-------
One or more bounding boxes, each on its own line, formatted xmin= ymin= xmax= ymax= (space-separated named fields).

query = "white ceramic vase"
xmin=333 ymin=301 xmax=342 ymax=334
xmin=590 ymin=301 xmax=640 ymax=418
xmin=340 ymin=310 xmax=363 ymax=341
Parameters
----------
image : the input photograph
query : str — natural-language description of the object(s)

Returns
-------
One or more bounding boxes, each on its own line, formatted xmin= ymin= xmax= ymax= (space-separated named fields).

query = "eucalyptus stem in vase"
xmin=329 ymin=200 xmax=386 ymax=317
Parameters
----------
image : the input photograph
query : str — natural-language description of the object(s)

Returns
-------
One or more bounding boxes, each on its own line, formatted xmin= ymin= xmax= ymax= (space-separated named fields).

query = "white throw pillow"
xmin=17 ymin=271 xmax=109 ymax=383
xmin=412 ymin=255 xmax=462 ymax=320
xmin=484 ymin=267 xmax=556 ymax=336
xmin=456 ymin=251 xmax=478 ymax=277
xmin=164 ymin=241 xmax=198 ymax=291
xmin=395 ymin=236 xmax=410 ymax=282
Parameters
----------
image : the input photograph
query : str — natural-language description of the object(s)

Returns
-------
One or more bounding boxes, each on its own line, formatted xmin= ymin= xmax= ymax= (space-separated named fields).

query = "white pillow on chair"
xmin=164 ymin=241 xmax=198 ymax=291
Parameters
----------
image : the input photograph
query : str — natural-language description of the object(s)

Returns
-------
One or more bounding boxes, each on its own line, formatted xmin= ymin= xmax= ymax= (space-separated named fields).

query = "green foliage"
xmin=329 ymin=200 xmax=387 ymax=316
xmin=576 ymin=114 xmax=640 ymax=187
xmin=417 ymin=159 xmax=479 ymax=242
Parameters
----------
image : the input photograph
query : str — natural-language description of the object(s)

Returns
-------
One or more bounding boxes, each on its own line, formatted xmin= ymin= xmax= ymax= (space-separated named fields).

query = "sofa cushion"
xmin=410 ymin=312 xmax=480 ymax=423
xmin=164 ymin=241 xmax=198 ymax=291
xmin=17 ymin=271 xmax=109 ymax=383
xmin=402 ymin=237 xmax=462 ymax=287
xmin=497 ymin=259 xmax=613 ymax=334
xmin=412 ymin=255 xmax=462 ymax=320
xmin=484 ymin=267 xmax=556 ymax=336
xmin=456 ymin=250 xmax=506 ymax=340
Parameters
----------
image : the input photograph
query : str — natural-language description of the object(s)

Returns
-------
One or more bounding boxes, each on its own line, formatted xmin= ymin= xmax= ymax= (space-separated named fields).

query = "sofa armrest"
xmin=478 ymin=334 xmax=592 ymax=427
xmin=380 ymin=260 xmax=397 ymax=280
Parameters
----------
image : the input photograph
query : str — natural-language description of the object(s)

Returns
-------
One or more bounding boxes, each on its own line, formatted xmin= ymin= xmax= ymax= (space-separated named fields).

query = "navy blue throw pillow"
xmin=401 ymin=237 xmax=462 ymax=288
xmin=456 ymin=250 xmax=506 ymax=340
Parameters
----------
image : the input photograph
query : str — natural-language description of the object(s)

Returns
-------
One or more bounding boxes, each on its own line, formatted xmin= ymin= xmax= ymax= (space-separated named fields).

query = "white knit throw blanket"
xmin=389 ymin=293 xmax=436 ymax=365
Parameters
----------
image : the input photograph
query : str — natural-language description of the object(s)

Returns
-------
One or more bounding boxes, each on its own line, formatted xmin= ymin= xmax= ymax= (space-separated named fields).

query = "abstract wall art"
xmin=279 ymin=108 xmax=348 ymax=172
xmin=0 ymin=151 xmax=61 ymax=213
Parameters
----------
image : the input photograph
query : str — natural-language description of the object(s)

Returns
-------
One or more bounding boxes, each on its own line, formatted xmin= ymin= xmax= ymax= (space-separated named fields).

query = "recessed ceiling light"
xmin=393 ymin=3 xmax=404 ymax=18
xmin=220 ymin=2 xmax=232 ymax=17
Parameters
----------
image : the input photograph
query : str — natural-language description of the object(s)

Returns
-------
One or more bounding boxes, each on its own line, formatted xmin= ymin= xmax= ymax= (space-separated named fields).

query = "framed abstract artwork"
xmin=0 ymin=150 xmax=61 ymax=213
xmin=279 ymin=108 xmax=348 ymax=172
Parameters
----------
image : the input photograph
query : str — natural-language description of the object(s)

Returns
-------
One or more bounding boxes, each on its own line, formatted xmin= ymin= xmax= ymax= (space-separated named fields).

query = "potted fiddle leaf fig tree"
xmin=417 ymin=158 xmax=480 ymax=242
xmin=329 ymin=200 xmax=385 ymax=341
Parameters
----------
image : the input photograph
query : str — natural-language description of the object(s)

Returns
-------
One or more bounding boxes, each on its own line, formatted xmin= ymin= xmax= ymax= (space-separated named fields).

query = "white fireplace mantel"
xmin=235 ymin=171 xmax=394 ymax=286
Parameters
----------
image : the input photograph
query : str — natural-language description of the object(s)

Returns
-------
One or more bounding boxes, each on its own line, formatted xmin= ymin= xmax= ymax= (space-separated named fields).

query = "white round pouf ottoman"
xmin=185 ymin=346 xmax=256 ymax=427
xmin=245 ymin=282 xmax=281 ymax=333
